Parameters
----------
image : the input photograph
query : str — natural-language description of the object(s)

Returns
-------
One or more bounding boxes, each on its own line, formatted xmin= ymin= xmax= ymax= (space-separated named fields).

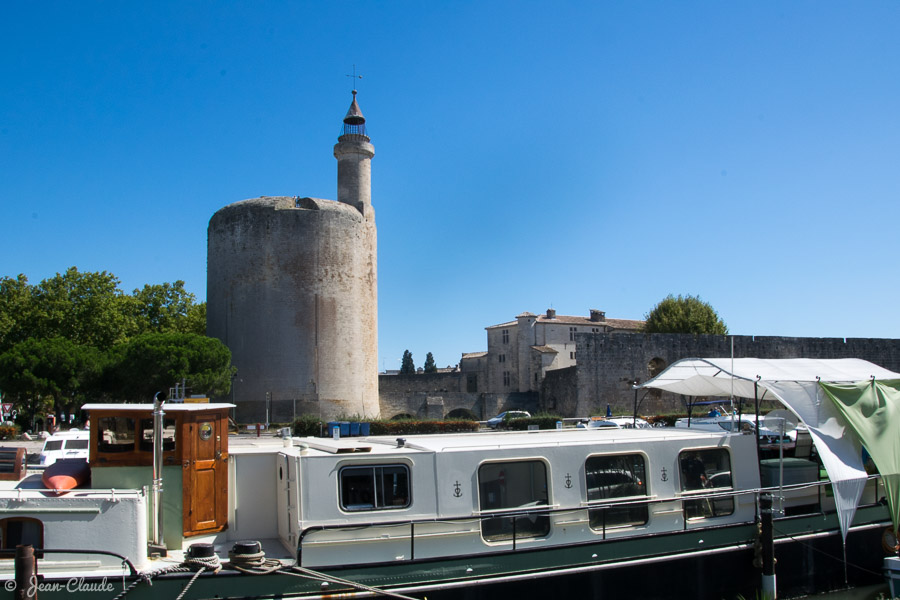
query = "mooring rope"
xmin=173 ymin=566 xmax=206 ymax=600
xmin=284 ymin=565 xmax=422 ymax=600
xmin=227 ymin=549 xmax=282 ymax=574
xmin=772 ymin=523 xmax=885 ymax=578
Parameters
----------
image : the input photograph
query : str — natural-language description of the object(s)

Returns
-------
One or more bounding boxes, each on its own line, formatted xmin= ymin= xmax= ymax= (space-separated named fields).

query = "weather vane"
xmin=346 ymin=64 xmax=363 ymax=92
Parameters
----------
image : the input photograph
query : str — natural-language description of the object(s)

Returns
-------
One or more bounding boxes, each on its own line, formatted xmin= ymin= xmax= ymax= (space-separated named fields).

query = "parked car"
xmin=577 ymin=418 xmax=621 ymax=429
xmin=486 ymin=411 xmax=531 ymax=429
xmin=605 ymin=417 xmax=651 ymax=429
xmin=39 ymin=429 xmax=89 ymax=467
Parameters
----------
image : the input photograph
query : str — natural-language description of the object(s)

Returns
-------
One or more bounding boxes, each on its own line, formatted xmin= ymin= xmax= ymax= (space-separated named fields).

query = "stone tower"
xmin=206 ymin=92 xmax=379 ymax=422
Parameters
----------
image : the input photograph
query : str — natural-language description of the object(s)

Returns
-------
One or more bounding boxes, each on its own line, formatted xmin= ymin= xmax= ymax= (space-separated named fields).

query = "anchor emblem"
xmin=453 ymin=481 xmax=462 ymax=498
xmin=660 ymin=467 xmax=668 ymax=482
xmin=564 ymin=473 xmax=573 ymax=489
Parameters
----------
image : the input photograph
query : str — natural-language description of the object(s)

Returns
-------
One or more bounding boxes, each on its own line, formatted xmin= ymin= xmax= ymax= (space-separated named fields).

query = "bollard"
xmin=14 ymin=545 xmax=35 ymax=600
xmin=256 ymin=423 xmax=261 ymax=438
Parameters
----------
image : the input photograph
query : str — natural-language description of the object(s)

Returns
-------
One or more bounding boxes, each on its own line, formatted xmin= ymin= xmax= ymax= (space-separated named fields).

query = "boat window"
xmin=139 ymin=418 xmax=177 ymax=452
xmin=43 ymin=440 xmax=63 ymax=452
xmin=717 ymin=421 xmax=753 ymax=433
xmin=0 ymin=518 xmax=43 ymax=557
xmin=339 ymin=465 xmax=410 ymax=511
xmin=585 ymin=454 xmax=649 ymax=529
xmin=679 ymin=448 xmax=734 ymax=519
xmin=65 ymin=439 xmax=89 ymax=450
xmin=478 ymin=460 xmax=550 ymax=542
xmin=97 ymin=417 xmax=136 ymax=453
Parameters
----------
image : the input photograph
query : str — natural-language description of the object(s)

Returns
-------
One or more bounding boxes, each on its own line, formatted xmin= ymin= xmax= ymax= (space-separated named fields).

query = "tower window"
xmin=498 ymin=354 xmax=506 ymax=363
xmin=569 ymin=327 xmax=577 ymax=341
xmin=503 ymin=371 xmax=510 ymax=387
xmin=502 ymin=330 xmax=509 ymax=344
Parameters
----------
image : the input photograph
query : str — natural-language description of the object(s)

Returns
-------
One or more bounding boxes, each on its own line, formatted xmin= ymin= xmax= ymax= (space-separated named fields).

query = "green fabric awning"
xmin=821 ymin=379 xmax=900 ymax=534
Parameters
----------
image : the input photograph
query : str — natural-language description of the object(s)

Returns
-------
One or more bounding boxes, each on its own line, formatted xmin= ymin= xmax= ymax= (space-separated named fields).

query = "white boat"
xmin=0 ymin=358 xmax=897 ymax=599
xmin=37 ymin=429 xmax=90 ymax=467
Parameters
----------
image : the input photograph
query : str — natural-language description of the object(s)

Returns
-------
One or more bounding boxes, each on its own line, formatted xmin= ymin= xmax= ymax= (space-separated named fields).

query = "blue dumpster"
xmin=359 ymin=422 xmax=370 ymax=436
xmin=340 ymin=422 xmax=350 ymax=437
xmin=350 ymin=422 xmax=361 ymax=436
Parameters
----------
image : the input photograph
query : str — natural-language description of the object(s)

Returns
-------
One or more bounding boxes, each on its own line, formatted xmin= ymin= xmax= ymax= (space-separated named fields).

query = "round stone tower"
xmin=206 ymin=92 xmax=378 ymax=422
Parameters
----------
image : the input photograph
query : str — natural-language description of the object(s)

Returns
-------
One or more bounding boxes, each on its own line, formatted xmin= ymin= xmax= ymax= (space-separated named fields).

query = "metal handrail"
xmin=298 ymin=474 xmax=884 ymax=566
xmin=0 ymin=548 xmax=138 ymax=576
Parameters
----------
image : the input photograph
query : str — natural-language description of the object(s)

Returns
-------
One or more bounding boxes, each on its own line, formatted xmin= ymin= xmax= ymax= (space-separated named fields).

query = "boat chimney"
xmin=148 ymin=392 xmax=167 ymax=556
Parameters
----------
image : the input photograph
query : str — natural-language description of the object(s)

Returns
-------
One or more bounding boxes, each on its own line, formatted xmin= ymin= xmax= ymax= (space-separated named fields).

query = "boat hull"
xmin=16 ymin=505 xmax=890 ymax=600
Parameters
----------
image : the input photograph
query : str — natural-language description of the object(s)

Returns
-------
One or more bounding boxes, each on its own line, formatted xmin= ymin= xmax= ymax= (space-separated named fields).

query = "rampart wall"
xmin=571 ymin=333 xmax=900 ymax=417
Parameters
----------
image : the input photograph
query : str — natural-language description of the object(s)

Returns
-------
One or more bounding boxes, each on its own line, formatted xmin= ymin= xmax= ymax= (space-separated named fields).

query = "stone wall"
xmin=571 ymin=332 xmax=900 ymax=417
xmin=540 ymin=366 xmax=577 ymax=416
xmin=378 ymin=373 xmax=538 ymax=420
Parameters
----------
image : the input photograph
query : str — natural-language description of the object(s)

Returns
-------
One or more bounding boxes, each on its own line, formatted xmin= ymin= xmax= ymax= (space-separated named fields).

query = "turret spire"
xmin=343 ymin=90 xmax=365 ymax=125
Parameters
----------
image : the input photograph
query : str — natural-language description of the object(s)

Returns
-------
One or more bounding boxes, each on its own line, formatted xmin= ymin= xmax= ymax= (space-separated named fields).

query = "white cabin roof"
xmin=288 ymin=427 xmax=730 ymax=456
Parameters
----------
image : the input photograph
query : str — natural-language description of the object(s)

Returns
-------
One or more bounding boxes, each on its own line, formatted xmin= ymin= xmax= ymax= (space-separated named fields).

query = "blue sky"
xmin=2 ymin=2 xmax=899 ymax=371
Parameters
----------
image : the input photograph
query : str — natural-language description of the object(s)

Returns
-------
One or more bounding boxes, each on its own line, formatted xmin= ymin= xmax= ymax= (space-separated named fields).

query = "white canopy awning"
xmin=637 ymin=357 xmax=900 ymax=542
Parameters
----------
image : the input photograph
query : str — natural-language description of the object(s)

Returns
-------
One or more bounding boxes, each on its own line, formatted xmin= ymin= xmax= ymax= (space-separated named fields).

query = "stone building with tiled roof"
xmin=460 ymin=308 xmax=644 ymax=395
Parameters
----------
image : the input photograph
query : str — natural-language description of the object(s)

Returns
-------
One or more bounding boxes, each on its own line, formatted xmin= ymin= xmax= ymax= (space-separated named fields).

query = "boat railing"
xmin=298 ymin=473 xmax=886 ymax=566
xmin=0 ymin=548 xmax=139 ymax=576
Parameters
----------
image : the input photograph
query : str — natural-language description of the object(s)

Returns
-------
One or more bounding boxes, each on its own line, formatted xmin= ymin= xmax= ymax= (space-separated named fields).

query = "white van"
xmin=39 ymin=430 xmax=90 ymax=467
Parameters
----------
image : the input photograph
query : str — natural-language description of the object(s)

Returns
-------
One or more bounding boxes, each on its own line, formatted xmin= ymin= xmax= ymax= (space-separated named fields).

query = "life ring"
xmin=881 ymin=527 xmax=899 ymax=555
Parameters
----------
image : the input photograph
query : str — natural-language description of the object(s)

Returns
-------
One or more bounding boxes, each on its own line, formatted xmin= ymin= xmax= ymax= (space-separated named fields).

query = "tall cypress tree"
xmin=423 ymin=352 xmax=437 ymax=373
xmin=400 ymin=349 xmax=415 ymax=374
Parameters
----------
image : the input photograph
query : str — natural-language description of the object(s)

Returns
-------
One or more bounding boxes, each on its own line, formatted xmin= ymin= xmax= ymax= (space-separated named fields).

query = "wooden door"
xmin=182 ymin=411 xmax=228 ymax=536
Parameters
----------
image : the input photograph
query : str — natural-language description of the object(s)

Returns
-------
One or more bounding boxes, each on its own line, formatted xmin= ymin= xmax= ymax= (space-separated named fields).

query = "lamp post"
xmin=230 ymin=371 xmax=240 ymax=421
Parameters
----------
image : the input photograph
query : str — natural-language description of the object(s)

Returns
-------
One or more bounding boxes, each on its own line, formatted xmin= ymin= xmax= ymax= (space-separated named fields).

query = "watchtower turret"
xmin=334 ymin=90 xmax=375 ymax=216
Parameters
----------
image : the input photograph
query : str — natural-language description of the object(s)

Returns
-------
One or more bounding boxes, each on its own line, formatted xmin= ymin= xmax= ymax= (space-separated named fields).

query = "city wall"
xmin=570 ymin=333 xmax=900 ymax=417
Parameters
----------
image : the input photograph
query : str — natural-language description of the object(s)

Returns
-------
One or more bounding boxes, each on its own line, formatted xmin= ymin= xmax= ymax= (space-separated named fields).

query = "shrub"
xmin=291 ymin=416 xmax=479 ymax=437
xmin=505 ymin=414 xmax=564 ymax=431
xmin=293 ymin=415 xmax=324 ymax=437
xmin=0 ymin=424 xmax=19 ymax=440
xmin=369 ymin=420 xmax=479 ymax=435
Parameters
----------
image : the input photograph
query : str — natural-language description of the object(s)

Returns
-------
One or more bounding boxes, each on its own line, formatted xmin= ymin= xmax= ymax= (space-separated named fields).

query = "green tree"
xmin=423 ymin=352 xmax=437 ymax=373
xmin=0 ymin=337 xmax=104 ymax=429
xmin=31 ymin=267 xmax=135 ymax=350
xmin=643 ymin=294 xmax=728 ymax=335
xmin=105 ymin=332 xmax=235 ymax=401
xmin=400 ymin=350 xmax=415 ymax=374
xmin=131 ymin=281 xmax=206 ymax=335
xmin=0 ymin=274 xmax=33 ymax=354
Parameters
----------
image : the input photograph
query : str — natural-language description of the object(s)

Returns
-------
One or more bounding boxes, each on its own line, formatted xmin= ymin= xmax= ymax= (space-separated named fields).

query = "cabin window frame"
xmin=678 ymin=447 xmax=735 ymax=520
xmin=584 ymin=452 xmax=650 ymax=531
xmin=477 ymin=458 xmax=551 ymax=543
xmin=90 ymin=410 xmax=183 ymax=467
xmin=338 ymin=464 xmax=411 ymax=512
xmin=0 ymin=517 xmax=43 ymax=558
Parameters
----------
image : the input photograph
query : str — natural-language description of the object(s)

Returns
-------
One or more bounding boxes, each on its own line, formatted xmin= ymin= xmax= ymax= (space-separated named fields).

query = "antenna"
xmin=346 ymin=64 xmax=363 ymax=92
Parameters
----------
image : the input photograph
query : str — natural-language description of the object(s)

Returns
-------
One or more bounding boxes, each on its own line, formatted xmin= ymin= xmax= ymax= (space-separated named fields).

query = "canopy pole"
xmin=754 ymin=378 xmax=763 ymax=479
xmin=760 ymin=494 xmax=777 ymax=600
